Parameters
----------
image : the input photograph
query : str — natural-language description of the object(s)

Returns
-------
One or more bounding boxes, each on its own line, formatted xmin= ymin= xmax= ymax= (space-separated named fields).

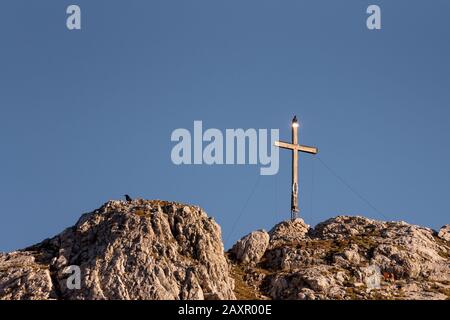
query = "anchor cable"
xmin=225 ymin=173 xmax=261 ymax=245
xmin=316 ymin=156 xmax=390 ymax=221
xmin=275 ymin=170 xmax=278 ymax=218
xmin=309 ymin=157 xmax=315 ymax=220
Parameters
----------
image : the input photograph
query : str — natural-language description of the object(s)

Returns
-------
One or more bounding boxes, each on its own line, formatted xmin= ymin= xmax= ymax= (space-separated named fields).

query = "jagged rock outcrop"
xmin=0 ymin=252 xmax=56 ymax=300
xmin=229 ymin=216 xmax=450 ymax=300
xmin=230 ymin=230 xmax=269 ymax=265
xmin=269 ymin=219 xmax=309 ymax=247
xmin=0 ymin=200 xmax=235 ymax=300
xmin=438 ymin=225 xmax=450 ymax=242
xmin=1 ymin=201 xmax=448 ymax=301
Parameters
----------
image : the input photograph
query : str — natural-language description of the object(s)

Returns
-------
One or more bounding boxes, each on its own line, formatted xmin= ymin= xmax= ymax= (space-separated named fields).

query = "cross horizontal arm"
xmin=275 ymin=141 xmax=318 ymax=154
xmin=298 ymin=145 xmax=318 ymax=154
xmin=274 ymin=140 xmax=297 ymax=150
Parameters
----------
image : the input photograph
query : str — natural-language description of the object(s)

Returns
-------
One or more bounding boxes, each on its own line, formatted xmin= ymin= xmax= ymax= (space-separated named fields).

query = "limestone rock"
xmin=269 ymin=218 xmax=310 ymax=247
xmin=229 ymin=215 xmax=450 ymax=300
xmin=342 ymin=244 xmax=361 ymax=264
xmin=0 ymin=252 xmax=55 ymax=300
xmin=0 ymin=200 xmax=235 ymax=300
xmin=230 ymin=230 xmax=269 ymax=265
xmin=438 ymin=225 xmax=450 ymax=242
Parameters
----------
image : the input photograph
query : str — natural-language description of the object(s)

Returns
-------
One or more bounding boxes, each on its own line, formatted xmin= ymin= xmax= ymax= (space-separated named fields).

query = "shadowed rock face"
xmin=0 ymin=200 xmax=235 ymax=300
xmin=229 ymin=216 xmax=450 ymax=300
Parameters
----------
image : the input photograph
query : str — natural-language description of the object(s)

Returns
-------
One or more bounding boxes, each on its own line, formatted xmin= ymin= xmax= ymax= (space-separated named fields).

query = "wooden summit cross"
xmin=275 ymin=116 xmax=318 ymax=220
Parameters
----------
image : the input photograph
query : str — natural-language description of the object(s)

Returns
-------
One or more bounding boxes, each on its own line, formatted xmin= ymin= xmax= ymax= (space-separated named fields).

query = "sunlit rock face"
xmin=229 ymin=216 xmax=450 ymax=300
xmin=0 ymin=200 xmax=235 ymax=300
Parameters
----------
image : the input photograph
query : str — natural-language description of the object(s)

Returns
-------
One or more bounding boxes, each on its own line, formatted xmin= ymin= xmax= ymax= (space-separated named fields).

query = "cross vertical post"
xmin=291 ymin=117 xmax=299 ymax=219
xmin=275 ymin=116 xmax=318 ymax=221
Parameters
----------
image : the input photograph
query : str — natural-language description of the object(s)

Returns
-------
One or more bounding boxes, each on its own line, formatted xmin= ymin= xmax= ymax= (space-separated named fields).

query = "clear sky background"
xmin=0 ymin=0 xmax=449 ymax=252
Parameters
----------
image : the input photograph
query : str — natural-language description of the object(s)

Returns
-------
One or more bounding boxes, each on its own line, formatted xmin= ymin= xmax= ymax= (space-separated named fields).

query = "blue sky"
xmin=0 ymin=0 xmax=449 ymax=252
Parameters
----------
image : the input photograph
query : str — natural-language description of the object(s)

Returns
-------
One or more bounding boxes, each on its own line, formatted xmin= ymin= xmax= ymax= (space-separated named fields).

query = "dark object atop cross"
xmin=275 ymin=116 xmax=318 ymax=220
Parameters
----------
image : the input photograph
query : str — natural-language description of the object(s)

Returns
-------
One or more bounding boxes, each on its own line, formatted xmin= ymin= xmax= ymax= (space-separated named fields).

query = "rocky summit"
xmin=0 ymin=200 xmax=235 ymax=300
xmin=229 ymin=217 xmax=450 ymax=300
xmin=0 ymin=200 xmax=449 ymax=300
